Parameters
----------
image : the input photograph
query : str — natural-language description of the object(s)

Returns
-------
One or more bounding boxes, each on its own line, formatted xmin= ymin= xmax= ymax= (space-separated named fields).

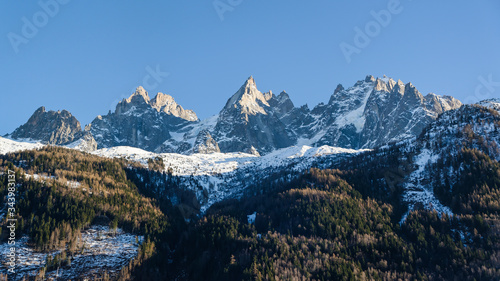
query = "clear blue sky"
xmin=1 ymin=1 xmax=499 ymax=134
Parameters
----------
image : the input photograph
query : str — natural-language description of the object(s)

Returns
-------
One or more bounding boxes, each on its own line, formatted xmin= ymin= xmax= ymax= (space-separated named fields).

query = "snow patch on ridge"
xmin=401 ymin=148 xmax=453 ymax=223
xmin=478 ymin=98 xmax=500 ymax=112
xmin=247 ymin=212 xmax=256 ymax=224
xmin=93 ymin=146 xmax=157 ymax=166
xmin=335 ymin=86 xmax=373 ymax=133
xmin=0 ymin=225 xmax=142 ymax=280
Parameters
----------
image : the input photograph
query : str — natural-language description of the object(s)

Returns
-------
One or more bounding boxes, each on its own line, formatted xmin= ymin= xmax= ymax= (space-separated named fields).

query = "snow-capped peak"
xmin=223 ymin=76 xmax=271 ymax=116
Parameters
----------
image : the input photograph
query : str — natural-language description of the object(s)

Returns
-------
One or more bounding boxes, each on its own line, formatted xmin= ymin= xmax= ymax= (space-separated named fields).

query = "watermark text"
xmin=6 ymin=169 xmax=17 ymax=274
xmin=340 ymin=0 xmax=409 ymax=63
xmin=7 ymin=0 xmax=71 ymax=54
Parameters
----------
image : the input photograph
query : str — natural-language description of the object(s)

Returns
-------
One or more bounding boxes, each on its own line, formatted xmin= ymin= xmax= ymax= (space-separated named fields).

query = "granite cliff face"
xmin=151 ymin=92 xmax=198 ymax=121
xmin=9 ymin=75 xmax=464 ymax=155
xmin=10 ymin=106 xmax=83 ymax=145
xmin=211 ymin=77 xmax=295 ymax=154
xmin=89 ymin=87 xmax=197 ymax=151
xmin=292 ymin=75 xmax=463 ymax=149
xmin=191 ymin=129 xmax=220 ymax=154
xmin=359 ymin=77 xmax=462 ymax=148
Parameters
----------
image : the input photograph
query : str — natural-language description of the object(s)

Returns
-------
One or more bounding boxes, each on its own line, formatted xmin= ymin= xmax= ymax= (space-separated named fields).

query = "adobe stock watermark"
xmin=463 ymin=74 xmax=500 ymax=105
xmin=213 ymin=0 xmax=244 ymax=21
xmin=5 ymin=169 xmax=18 ymax=275
xmin=7 ymin=0 xmax=71 ymax=54
xmin=142 ymin=65 xmax=169 ymax=90
xmin=109 ymin=65 xmax=170 ymax=111
xmin=339 ymin=0 xmax=410 ymax=63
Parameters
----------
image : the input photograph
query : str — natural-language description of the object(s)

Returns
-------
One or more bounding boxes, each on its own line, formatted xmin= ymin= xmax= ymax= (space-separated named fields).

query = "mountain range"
xmin=6 ymin=75 xmax=463 ymax=155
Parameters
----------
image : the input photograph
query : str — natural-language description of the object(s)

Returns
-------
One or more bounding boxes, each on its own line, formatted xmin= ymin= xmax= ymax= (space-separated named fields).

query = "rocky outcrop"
xmin=192 ymin=129 xmax=220 ymax=154
xmin=65 ymin=131 xmax=98 ymax=152
xmin=151 ymin=92 xmax=198 ymax=121
xmin=10 ymin=106 xmax=83 ymax=145
xmin=267 ymin=91 xmax=295 ymax=116
xmin=90 ymin=87 xmax=197 ymax=150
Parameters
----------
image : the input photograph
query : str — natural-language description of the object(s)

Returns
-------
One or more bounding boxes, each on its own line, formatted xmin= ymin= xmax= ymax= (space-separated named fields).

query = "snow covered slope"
xmin=64 ymin=132 xmax=98 ymax=152
xmin=93 ymin=144 xmax=367 ymax=212
xmin=478 ymin=98 xmax=500 ymax=112
xmin=0 ymin=225 xmax=142 ymax=280
xmin=399 ymin=104 xmax=500 ymax=221
xmin=401 ymin=147 xmax=453 ymax=222
xmin=0 ymin=136 xmax=44 ymax=154
xmin=94 ymin=145 xmax=364 ymax=177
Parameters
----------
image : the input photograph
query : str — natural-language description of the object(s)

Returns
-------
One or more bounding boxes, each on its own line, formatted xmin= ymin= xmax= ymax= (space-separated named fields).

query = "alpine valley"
xmin=1 ymin=75 xmax=499 ymax=280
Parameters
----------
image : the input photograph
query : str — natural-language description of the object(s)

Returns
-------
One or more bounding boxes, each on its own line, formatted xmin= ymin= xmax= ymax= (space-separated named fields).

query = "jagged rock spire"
xmin=223 ymin=76 xmax=271 ymax=116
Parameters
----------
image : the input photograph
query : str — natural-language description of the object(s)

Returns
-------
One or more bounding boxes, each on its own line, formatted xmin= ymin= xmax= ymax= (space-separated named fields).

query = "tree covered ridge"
xmin=162 ymin=168 xmax=499 ymax=280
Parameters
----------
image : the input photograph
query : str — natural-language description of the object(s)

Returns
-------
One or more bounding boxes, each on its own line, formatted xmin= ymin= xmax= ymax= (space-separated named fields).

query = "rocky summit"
xmin=89 ymin=86 xmax=197 ymax=151
xmin=8 ymin=75 xmax=464 ymax=155
xmin=212 ymin=76 xmax=296 ymax=154
xmin=294 ymin=75 xmax=463 ymax=149
xmin=9 ymin=106 xmax=84 ymax=145
xmin=151 ymin=92 xmax=198 ymax=121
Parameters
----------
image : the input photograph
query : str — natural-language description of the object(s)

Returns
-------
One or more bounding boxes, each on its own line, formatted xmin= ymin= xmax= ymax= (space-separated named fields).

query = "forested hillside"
xmin=0 ymin=147 xmax=185 ymax=280
xmin=155 ymin=168 xmax=499 ymax=280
